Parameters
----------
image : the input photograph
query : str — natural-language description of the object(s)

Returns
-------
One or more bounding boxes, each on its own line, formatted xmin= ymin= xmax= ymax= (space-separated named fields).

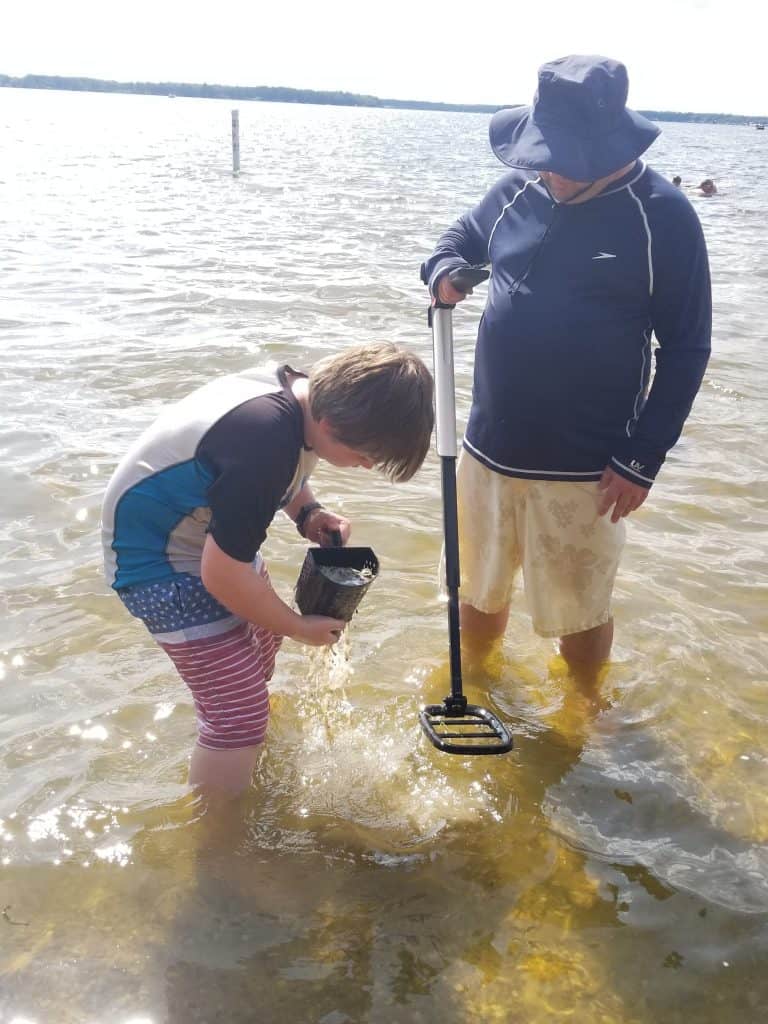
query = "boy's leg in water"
xmin=118 ymin=570 xmax=280 ymax=798
xmin=162 ymin=619 xmax=280 ymax=797
xmin=189 ymin=743 xmax=264 ymax=795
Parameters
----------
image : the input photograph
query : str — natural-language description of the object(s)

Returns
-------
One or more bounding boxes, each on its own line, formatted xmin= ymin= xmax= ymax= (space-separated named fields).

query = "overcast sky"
xmin=3 ymin=0 xmax=763 ymax=116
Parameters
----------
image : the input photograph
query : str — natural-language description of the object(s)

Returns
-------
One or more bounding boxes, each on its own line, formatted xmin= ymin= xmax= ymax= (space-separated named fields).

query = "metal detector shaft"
xmin=430 ymin=304 xmax=465 ymax=709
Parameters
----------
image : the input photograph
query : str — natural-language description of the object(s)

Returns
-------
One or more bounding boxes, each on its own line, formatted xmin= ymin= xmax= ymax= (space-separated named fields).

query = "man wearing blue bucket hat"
xmin=421 ymin=55 xmax=711 ymax=688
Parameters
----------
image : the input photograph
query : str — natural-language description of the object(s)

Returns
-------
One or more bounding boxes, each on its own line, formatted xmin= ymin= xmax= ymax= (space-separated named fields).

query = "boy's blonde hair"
xmin=308 ymin=343 xmax=434 ymax=482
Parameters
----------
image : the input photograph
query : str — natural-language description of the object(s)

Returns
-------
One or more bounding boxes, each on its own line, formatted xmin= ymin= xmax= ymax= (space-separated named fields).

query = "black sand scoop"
xmin=418 ymin=265 xmax=513 ymax=755
xmin=294 ymin=543 xmax=379 ymax=622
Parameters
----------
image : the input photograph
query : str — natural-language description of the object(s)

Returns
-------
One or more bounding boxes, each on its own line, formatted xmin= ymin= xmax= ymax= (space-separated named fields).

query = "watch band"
xmin=295 ymin=502 xmax=324 ymax=538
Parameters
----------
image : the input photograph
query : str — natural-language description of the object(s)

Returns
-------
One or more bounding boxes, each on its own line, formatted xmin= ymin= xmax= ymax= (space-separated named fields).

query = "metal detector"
xmin=418 ymin=265 xmax=513 ymax=755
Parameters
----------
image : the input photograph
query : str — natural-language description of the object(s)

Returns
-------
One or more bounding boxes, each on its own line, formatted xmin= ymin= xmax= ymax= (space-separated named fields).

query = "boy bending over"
xmin=101 ymin=343 xmax=434 ymax=793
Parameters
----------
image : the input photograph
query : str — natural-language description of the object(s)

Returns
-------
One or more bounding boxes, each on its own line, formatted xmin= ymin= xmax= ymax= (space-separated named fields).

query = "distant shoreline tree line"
xmin=1 ymin=73 xmax=765 ymax=125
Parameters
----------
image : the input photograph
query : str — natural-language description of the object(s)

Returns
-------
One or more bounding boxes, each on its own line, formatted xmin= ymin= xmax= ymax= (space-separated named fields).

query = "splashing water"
xmin=267 ymin=631 xmax=514 ymax=853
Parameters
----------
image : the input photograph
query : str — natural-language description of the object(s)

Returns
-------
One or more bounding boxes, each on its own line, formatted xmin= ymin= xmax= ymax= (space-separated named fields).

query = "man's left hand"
xmin=597 ymin=467 xmax=650 ymax=523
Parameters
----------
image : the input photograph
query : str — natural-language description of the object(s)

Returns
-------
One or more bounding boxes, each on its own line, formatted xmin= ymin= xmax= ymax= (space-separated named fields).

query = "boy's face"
xmin=315 ymin=420 xmax=375 ymax=470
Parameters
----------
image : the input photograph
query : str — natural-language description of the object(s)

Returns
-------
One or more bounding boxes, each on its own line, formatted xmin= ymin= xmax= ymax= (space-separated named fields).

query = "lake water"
xmin=1 ymin=88 xmax=766 ymax=1023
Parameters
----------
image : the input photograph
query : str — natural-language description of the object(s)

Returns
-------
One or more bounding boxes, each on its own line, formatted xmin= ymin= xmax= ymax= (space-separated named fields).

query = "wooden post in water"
xmin=231 ymin=109 xmax=240 ymax=175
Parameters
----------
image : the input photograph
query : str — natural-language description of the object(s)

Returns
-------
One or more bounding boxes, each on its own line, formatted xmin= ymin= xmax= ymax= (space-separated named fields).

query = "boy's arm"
xmin=200 ymin=534 xmax=344 ymax=646
xmin=283 ymin=484 xmax=351 ymax=546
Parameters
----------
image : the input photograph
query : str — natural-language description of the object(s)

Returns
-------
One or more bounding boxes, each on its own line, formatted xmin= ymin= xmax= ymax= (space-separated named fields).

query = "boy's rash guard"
xmin=102 ymin=367 xmax=317 ymax=590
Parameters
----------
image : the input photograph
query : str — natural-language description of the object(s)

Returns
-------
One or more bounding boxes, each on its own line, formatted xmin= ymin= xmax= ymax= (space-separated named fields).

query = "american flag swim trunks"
xmin=118 ymin=567 xmax=281 ymax=750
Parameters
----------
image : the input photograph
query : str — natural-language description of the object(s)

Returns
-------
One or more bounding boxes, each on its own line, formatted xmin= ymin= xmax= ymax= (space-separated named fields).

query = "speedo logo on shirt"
xmin=592 ymin=251 xmax=617 ymax=260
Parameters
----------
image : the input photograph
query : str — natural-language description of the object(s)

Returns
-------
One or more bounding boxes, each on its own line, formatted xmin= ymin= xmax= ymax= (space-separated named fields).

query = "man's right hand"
xmin=436 ymin=275 xmax=470 ymax=305
xmin=294 ymin=614 xmax=346 ymax=647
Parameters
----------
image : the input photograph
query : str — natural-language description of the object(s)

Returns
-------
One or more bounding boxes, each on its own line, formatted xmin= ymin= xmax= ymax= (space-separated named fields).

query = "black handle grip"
xmin=449 ymin=265 xmax=490 ymax=292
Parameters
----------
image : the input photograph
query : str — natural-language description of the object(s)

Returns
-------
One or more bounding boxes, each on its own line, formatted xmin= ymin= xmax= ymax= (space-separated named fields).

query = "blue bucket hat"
xmin=489 ymin=55 xmax=660 ymax=181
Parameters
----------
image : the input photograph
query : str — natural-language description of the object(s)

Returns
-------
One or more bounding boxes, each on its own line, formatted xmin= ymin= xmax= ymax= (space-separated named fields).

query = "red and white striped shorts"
xmin=119 ymin=569 xmax=282 ymax=750
xmin=159 ymin=620 xmax=281 ymax=750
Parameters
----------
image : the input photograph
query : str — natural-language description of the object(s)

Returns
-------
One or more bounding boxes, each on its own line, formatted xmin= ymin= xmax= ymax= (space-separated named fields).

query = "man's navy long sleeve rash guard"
xmin=421 ymin=161 xmax=711 ymax=488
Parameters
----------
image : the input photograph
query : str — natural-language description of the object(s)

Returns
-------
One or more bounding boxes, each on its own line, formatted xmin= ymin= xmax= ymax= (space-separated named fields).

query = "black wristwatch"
xmin=295 ymin=502 xmax=324 ymax=538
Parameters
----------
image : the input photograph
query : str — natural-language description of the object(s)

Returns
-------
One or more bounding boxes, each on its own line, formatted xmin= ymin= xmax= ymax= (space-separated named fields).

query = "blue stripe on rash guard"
xmin=110 ymin=459 xmax=215 ymax=589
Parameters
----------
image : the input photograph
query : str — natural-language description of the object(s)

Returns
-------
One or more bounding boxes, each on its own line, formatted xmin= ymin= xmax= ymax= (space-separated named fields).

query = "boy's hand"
xmin=305 ymin=509 xmax=351 ymax=547
xmin=294 ymin=614 xmax=346 ymax=646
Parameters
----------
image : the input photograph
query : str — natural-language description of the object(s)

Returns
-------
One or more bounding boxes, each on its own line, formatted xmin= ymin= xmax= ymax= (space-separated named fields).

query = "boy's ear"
xmin=315 ymin=418 xmax=337 ymax=442
xmin=310 ymin=417 xmax=335 ymax=453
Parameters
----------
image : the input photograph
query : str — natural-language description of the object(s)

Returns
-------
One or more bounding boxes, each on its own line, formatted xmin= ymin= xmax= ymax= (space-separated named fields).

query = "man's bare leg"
xmin=460 ymin=602 xmax=510 ymax=661
xmin=559 ymin=618 xmax=613 ymax=694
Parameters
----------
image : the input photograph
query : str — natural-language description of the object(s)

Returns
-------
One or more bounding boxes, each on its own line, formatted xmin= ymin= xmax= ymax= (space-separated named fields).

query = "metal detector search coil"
xmin=294 ymin=546 xmax=379 ymax=622
xmin=419 ymin=703 xmax=513 ymax=755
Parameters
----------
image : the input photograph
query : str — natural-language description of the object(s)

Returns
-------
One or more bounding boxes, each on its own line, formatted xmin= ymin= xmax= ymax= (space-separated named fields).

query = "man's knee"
xmin=559 ymin=618 xmax=614 ymax=665
xmin=460 ymin=602 xmax=510 ymax=649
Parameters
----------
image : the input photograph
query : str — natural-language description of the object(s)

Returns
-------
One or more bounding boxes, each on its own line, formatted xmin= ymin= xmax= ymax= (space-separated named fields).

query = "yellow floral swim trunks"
xmin=453 ymin=450 xmax=626 ymax=638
